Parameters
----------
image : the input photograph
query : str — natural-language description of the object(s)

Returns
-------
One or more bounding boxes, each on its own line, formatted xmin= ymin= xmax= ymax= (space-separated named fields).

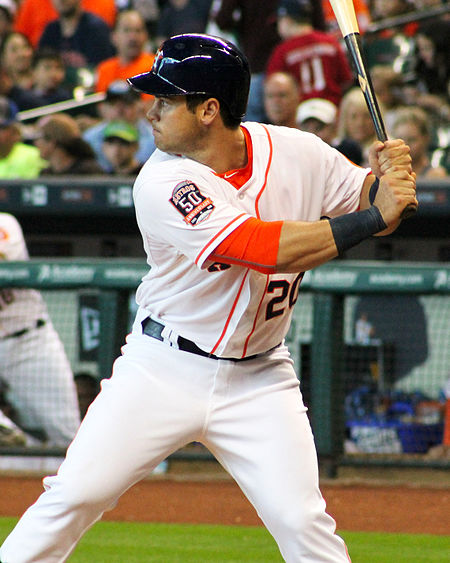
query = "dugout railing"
xmin=0 ymin=259 xmax=449 ymax=476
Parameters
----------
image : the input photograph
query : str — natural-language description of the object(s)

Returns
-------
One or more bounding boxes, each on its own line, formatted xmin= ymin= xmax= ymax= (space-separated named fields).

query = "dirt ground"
xmin=0 ymin=460 xmax=449 ymax=535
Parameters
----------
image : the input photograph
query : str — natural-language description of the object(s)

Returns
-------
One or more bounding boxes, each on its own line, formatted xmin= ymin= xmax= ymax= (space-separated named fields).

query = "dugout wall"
xmin=1 ymin=259 xmax=448 ymax=474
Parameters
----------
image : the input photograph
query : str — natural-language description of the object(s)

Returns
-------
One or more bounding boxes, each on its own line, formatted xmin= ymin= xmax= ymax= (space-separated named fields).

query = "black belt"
xmin=142 ymin=317 xmax=271 ymax=362
xmin=3 ymin=319 xmax=46 ymax=340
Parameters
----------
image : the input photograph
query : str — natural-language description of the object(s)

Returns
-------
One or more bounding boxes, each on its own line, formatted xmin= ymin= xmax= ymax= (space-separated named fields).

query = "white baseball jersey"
xmin=0 ymin=213 xmax=48 ymax=338
xmin=134 ymin=122 xmax=369 ymax=358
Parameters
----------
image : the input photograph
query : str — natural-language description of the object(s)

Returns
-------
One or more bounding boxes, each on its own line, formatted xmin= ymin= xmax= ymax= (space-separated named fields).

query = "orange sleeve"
xmin=210 ymin=217 xmax=283 ymax=274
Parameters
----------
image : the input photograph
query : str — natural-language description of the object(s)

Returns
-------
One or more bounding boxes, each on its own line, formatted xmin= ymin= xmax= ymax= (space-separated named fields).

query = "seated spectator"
xmin=0 ymin=212 xmax=81 ymax=447
xmin=412 ymin=19 xmax=450 ymax=103
xmin=0 ymin=31 xmax=45 ymax=111
xmin=336 ymin=87 xmax=381 ymax=166
xmin=156 ymin=0 xmax=213 ymax=44
xmin=30 ymin=48 xmax=72 ymax=108
xmin=102 ymin=121 xmax=142 ymax=175
xmin=263 ymin=72 xmax=300 ymax=128
xmin=34 ymin=112 xmax=104 ymax=174
xmin=0 ymin=62 xmax=44 ymax=113
xmin=0 ymin=31 xmax=34 ymax=91
xmin=0 ymin=96 xmax=46 ymax=178
xmin=0 ymin=0 xmax=15 ymax=49
xmin=83 ymin=80 xmax=155 ymax=172
xmin=391 ymin=106 xmax=448 ymax=179
xmin=14 ymin=0 xmax=117 ymax=48
xmin=296 ymin=97 xmax=363 ymax=164
xmin=38 ymin=0 xmax=115 ymax=91
xmin=74 ymin=372 xmax=100 ymax=420
xmin=95 ymin=9 xmax=155 ymax=101
xmin=266 ymin=0 xmax=353 ymax=107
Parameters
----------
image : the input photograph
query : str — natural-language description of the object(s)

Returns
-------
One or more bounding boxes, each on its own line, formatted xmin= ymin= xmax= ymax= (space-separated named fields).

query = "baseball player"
xmin=0 ymin=213 xmax=80 ymax=448
xmin=0 ymin=34 xmax=416 ymax=562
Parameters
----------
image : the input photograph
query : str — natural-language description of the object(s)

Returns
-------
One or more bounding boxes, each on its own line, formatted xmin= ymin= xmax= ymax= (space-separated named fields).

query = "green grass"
xmin=340 ymin=531 xmax=450 ymax=563
xmin=1 ymin=518 xmax=449 ymax=562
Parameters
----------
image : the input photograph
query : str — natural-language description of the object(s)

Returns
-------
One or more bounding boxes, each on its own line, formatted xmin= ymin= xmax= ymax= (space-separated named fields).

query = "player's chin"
xmin=152 ymin=129 xmax=163 ymax=146
xmin=153 ymin=137 xmax=171 ymax=153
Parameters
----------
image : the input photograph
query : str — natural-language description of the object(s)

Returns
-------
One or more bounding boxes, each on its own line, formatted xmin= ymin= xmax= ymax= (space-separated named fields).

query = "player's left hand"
xmin=369 ymin=139 xmax=413 ymax=178
xmin=373 ymin=168 xmax=417 ymax=233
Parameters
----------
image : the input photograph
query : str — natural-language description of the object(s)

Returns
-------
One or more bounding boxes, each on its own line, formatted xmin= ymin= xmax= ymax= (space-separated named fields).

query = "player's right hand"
xmin=373 ymin=169 xmax=417 ymax=232
xmin=369 ymin=139 xmax=412 ymax=178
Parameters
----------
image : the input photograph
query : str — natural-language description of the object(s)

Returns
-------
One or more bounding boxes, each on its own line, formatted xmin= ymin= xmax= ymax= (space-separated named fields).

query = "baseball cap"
xmin=277 ymin=0 xmax=312 ymax=20
xmin=105 ymin=80 xmax=140 ymax=103
xmin=0 ymin=96 xmax=18 ymax=127
xmin=103 ymin=121 xmax=139 ymax=143
xmin=0 ymin=0 xmax=16 ymax=19
xmin=296 ymin=98 xmax=337 ymax=125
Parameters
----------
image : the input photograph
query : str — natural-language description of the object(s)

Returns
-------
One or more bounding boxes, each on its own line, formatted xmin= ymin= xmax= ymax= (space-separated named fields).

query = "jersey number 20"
xmin=266 ymin=272 xmax=304 ymax=320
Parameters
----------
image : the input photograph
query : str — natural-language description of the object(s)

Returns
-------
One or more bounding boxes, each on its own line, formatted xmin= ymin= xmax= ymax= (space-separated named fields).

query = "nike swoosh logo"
xmin=224 ymin=171 xmax=239 ymax=179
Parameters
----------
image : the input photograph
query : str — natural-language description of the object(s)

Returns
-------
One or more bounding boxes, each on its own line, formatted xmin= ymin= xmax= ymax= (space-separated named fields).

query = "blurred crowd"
xmin=0 ymin=0 xmax=448 ymax=179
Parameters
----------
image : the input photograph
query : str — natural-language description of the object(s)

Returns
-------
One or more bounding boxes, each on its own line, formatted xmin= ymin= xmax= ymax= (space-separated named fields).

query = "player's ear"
xmin=199 ymin=98 xmax=221 ymax=125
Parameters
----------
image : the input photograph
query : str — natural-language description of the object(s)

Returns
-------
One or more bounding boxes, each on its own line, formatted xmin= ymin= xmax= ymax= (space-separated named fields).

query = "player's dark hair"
xmin=185 ymin=94 xmax=241 ymax=129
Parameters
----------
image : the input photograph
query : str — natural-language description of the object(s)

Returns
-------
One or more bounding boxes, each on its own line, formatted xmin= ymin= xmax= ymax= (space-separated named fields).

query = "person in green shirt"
xmin=0 ymin=96 xmax=46 ymax=178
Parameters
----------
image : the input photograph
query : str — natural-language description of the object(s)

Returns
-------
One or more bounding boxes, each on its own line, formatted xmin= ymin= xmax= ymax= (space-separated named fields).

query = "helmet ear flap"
xmin=128 ymin=34 xmax=250 ymax=121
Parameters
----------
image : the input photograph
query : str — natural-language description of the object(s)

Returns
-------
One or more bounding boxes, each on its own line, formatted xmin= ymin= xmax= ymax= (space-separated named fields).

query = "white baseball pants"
xmin=0 ymin=329 xmax=350 ymax=562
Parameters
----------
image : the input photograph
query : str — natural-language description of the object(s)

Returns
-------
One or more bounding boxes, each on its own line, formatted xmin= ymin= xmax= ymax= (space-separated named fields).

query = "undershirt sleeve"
xmin=210 ymin=217 xmax=283 ymax=274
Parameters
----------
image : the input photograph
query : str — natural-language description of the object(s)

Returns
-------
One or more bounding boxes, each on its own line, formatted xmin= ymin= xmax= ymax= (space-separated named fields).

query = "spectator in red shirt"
xmin=266 ymin=0 xmax=353 ymax=106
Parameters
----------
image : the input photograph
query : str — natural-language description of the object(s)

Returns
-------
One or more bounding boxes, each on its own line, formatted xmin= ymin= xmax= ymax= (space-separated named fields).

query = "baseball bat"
xmin=329 ymin=0 xmax=416 ymax=220
xmin=18 ymin=92 xmax=107 ymax=122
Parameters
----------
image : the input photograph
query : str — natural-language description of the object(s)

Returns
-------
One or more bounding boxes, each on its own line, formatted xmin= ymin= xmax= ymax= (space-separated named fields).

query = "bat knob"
xmin=400 ymin=203 xmax=417 ymax=221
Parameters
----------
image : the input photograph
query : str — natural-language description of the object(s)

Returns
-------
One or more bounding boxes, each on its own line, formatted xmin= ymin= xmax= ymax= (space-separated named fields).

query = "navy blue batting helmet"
xmin=127 ymin=34 xmax=250 ymax=121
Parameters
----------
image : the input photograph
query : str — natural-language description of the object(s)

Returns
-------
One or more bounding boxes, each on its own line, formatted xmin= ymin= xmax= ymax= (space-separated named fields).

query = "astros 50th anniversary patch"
xmin=170 ymin=181 xmax=215 ymax=225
